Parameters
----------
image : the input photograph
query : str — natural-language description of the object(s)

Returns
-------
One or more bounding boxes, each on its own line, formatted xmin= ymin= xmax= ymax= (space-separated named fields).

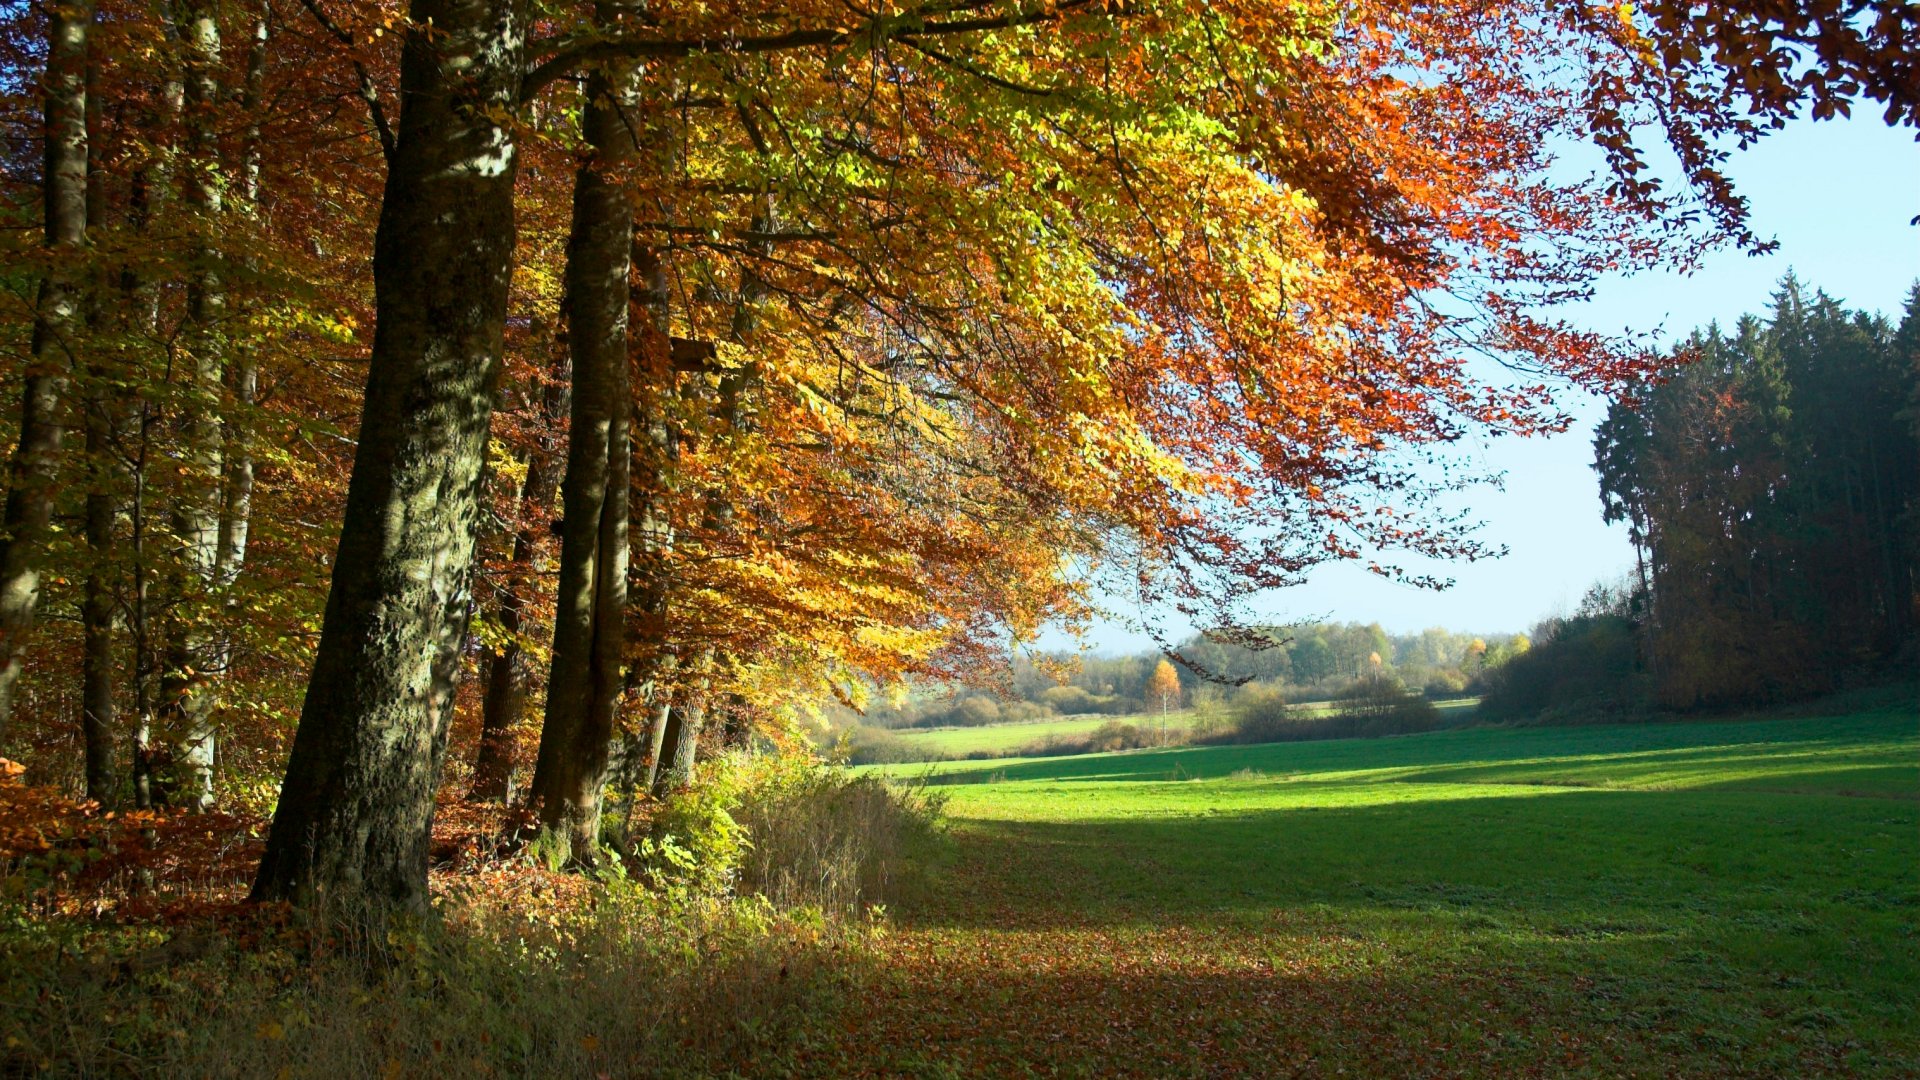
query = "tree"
xmin=251 ymin=0 xmax=529 ymax=908
xmin=0 ymin=0 xmax=92 ymax=747
xmin=1148 ymin=660 xmax=1181 ymax=717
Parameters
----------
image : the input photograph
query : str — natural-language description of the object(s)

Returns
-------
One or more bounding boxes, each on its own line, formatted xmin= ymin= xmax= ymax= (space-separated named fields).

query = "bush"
xmin=833 ymin=724 xmax=942 ymax=765
xmin=1014 ymin=720 xmax=1159 ymax=757
xmin=1197 ymin=677 xmax=1443 ymax=746
xmin=951 ymin=696 xmax=1002 ymax=726
xmin=1328 ymin=675 xmax=1441 ymax=736
xmin=641 ymin=753 xmax=946 ymax=915
xmin=1479 ymin=613 xmax=1647 ymax=721
xmin=734 ymin=767 xmax=945 ymax=915
xmin=1037 ymin=685 xmax=1100 ymax=713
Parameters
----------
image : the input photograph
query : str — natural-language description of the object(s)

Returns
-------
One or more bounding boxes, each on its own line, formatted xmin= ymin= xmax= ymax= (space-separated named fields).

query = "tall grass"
xmin=1 ymin=886 xmax=857 ymax=1078
xmin=2 ymin=751 xmax=950 ymax=1077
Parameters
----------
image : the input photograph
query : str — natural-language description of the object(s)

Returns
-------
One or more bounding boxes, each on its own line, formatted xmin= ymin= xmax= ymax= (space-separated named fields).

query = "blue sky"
xmin=1068 ymin=114 xmax=1919 ymax=654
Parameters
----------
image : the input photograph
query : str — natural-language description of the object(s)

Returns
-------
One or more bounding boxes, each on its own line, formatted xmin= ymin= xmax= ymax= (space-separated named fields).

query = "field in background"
xmin=886 ymin=697 xmax=1481 ymax=760
xmin=825 ymin=700 xmax=1920 ymax=1076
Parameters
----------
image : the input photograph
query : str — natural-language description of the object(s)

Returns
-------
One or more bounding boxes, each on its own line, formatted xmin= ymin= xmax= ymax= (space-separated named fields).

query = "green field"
xmin=888 ymin=697 xmax=1480 ymax=759
xmin=890 ymin=708 xmax=1223 ymax=757
xmin=821 ymin=702 xmax=1920 ymax=1076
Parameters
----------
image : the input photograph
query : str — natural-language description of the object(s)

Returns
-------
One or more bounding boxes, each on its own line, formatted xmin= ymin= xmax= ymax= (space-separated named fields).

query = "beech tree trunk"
xmin=0 ymin=0 xmax=92 ymax=748
xmin=527 ymin=30 xmax=637 ymax=863
xmin=471 ymin=351 xmax=568 ymax=802
xmin=252 ymin=0 xmax=525 ymax=909
xmin=163 ymin=0 xmax=224 ymax=810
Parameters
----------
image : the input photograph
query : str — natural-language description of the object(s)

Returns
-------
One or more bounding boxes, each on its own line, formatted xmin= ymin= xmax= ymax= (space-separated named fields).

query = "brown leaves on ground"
xmin=0 ymin=765 xmax=594 ymax=922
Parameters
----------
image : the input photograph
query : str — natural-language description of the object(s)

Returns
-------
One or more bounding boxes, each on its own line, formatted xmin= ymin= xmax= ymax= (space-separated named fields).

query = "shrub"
xmin=951 ymin=696 xmax=1003 ymax=727
xmin=1037 ymin=685 xmax=1100 ymax=713
xmin=1479 ymin=613 xmax=1647 ymax=721
xmin=833 ymin=724 xmax=942 ymax=766
xmin=1014 ymin=720 xmax=1157 ymax=757
xmin=641 ymin=753 xmax=946 ymax=915
xmin=1197 ymin=676 xmax=1444 ymax=746
xmin=734 ymin=767 xmax=945 ymax=915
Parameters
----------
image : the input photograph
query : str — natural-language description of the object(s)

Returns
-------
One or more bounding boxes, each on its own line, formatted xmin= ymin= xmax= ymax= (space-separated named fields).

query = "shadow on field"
xmin=804 ymin=944 xmax=1882 ymax=1079
xmin=911 ymin=712 xmax=1917 ymax=797
xmin=852 ymin=788 xmax=1918 ymax=1077
xmin=902 ymin=787 xmax=1918 ymax=941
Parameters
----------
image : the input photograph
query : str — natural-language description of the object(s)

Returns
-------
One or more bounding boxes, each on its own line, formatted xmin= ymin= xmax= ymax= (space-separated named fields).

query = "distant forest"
xmin=1490 ymin=275 xmax=1919 ymax=718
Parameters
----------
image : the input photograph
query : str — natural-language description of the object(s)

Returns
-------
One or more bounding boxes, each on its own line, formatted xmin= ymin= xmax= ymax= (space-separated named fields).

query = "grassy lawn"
xmin=890 ymin=697 xmax=1483 ymax=760
xmin=819 ymin=702 xmax=1920 ymax=1077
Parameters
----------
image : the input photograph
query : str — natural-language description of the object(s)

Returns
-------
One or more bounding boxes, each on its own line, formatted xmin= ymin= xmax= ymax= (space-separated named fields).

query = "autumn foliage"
xmin=0 ymin=0 xmax=1910 ymax=913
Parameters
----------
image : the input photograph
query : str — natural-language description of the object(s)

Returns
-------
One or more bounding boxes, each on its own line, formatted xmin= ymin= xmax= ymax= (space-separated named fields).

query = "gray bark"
xmin=163 ymin=0 xmax=224 ymax=810
xmin=527 ymin=27 xmax=637 ymax=863
xmin=0 ymin=0 xmax=93 ymax=748
xmin=252 ymin=0 xmax=526 ymax=910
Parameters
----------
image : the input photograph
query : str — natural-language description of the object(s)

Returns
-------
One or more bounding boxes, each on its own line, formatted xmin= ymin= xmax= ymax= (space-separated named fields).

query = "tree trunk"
xmin=125 ymin=66 xmax=179 ymax=810
xmin=252 ymin=0 xmax=526 ymax=910
xmin=471 ymin=350 xmax=568 ymax=802
xmin=162 ymin=0 xmax=224 ymax=811
xmin=663 ymin=662 xmax=714 ymax=788
xmin=527 ymin=29 xmax=637 ymax=863
xmin=80 ymin=39 xmax=116 ymax=803
xmin=0 ymin=0 xmax=92 ymax=748
xmin=81 ymin=384 xmax=117 ymax=801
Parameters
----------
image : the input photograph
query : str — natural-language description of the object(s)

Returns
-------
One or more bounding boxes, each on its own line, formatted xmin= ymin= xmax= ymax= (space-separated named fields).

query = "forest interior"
xmin=0 ymin=0 xmax=1917 ymax=1076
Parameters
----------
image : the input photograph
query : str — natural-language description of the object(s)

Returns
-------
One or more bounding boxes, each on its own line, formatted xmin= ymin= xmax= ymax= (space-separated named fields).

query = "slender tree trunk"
xmin=217 ymin=4 xmax=269 ymax=586
xmin=252 ymin=0 xmax=526 ymax=909
xmin=527 ymin=28 xmax=636 ymax=862
xmin=163 ymin=0 xmax=224 ymax=810
xmin=124 ymin=67 xmax=178 ymax=810
xmin=82 ymin=388 xmax=117 ymax=801
xmin=79 ymin=40 xmax=117 ymax=803
xmin=471 ymin=350 xmax=568 ymax=801
xmin=630 ymin=245 xmax=680 ymax=794
xmin=0 ymin=0 xmax=93 ymax=748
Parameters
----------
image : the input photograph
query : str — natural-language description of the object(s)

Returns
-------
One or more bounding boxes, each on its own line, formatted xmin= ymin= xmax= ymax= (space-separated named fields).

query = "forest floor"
xmin=825 ymin=702 xmax=1920 ymax=1077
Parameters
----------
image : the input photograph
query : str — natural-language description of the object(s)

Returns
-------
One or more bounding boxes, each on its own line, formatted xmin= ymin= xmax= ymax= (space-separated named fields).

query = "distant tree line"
xmin=851 ymin=621 xmax=1516 ymax=731
xmin=1488 ymin=276 xmax=1920 ymax=718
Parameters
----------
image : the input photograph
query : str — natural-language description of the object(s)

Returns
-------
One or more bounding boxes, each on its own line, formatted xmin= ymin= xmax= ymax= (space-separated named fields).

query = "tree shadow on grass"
xmin=908 ymin=710 xmax=1918 ymax=797
xmin=802 ymin=947 xmax=1908 ymax=1079
xmin=867 ymin=786 xmax=1918 ymax=1077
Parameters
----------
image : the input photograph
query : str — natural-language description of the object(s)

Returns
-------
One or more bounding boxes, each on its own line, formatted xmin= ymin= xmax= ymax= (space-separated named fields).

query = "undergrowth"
xmin=0 ymin=753 xmax=945 ymax=1078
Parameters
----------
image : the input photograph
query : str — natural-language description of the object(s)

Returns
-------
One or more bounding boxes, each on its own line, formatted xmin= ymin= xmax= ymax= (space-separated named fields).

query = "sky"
xmin=1062 ymin=114 xmax=1920 ymax=655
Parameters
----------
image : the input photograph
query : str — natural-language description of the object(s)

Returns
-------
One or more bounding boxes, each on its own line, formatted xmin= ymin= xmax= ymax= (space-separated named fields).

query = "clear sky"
xmin=1066 ymin=114 xmax=1920 ymax=654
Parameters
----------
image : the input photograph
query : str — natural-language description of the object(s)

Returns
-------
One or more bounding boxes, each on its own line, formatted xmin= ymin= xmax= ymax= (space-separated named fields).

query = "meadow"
xmin=823 ymin=698 xmax=1920 ymax=1077
xmin=886 ymin=697 xmax=1481 ymax=759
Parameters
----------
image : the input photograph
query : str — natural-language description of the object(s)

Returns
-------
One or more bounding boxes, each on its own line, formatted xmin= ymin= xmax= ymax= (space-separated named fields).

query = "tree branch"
xmin=520 ymin=0 xmax=1113 ymax=103
xmin=296 ymin=0 xmax=396 ymax=161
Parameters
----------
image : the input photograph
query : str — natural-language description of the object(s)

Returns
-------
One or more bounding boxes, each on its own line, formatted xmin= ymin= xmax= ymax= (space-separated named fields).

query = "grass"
xmin=822 ymin=701 xmax=1920 ymax=1077
xmin=888 ymin=697 xmax=1481 ymax=760
xmin=8 ymin=698 xmax=1911 ymax=1076
xmin=891 ymin=708 xmax=1222 ymax=757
